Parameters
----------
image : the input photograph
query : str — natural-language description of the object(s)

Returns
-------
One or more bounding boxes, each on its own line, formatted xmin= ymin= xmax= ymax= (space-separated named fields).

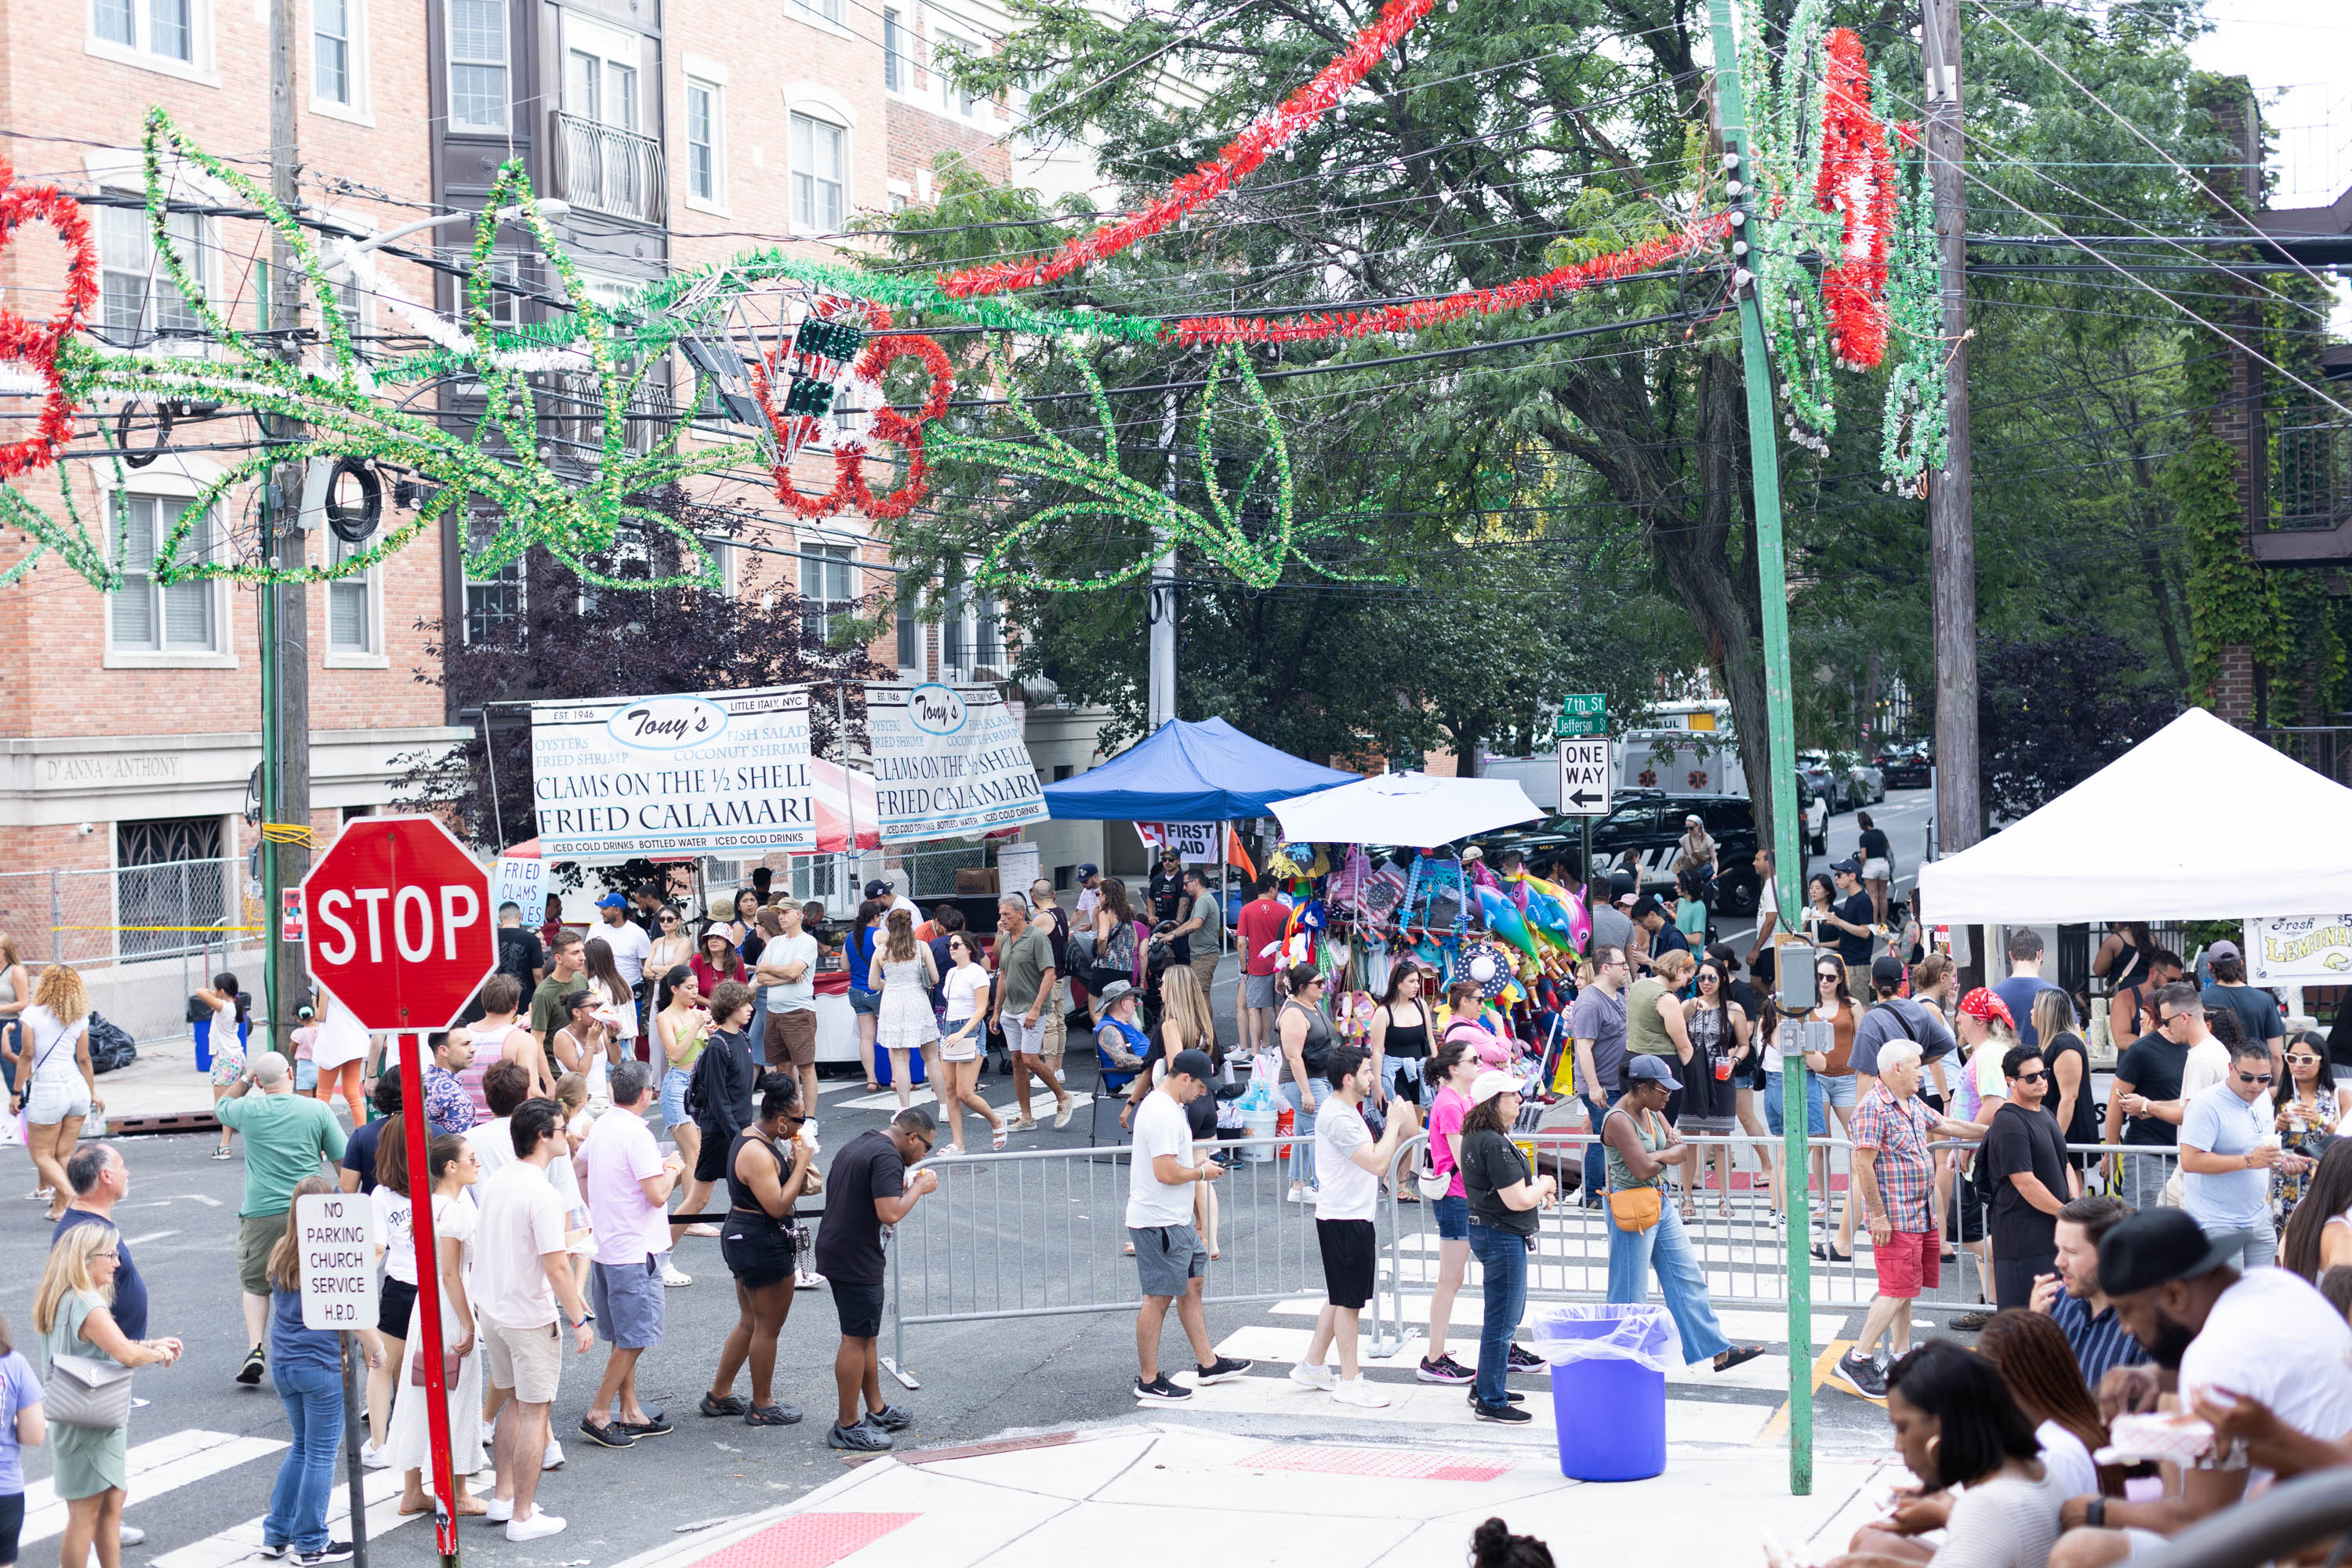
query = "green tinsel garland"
xmin=1879 ymin=100 xmax=1947 ymax=493
xmin=1736 ymin=0 xmax=1841 ymax=450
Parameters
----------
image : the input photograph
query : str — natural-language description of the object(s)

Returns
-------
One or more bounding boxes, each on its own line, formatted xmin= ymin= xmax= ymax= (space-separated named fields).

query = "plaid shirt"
xmin=1851 ymin=1084 xmax=1938 ymax=1232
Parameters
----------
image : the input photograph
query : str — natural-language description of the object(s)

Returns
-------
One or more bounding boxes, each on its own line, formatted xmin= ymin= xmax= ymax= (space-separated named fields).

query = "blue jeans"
xmin=1606 ymin=1201 xmax=1731 ymax=1366
xmin=1762 ymin=1070 xmax=1828 ymax=1138
xmin=1281 ymin=1080 xmax=1317 ymax=1188
xmin=265 ymin=1363 xmax=343 ymax=1554
xmin=1466 ymin=1221 xmax=1529 ymax=1410
xmin=1581 ymin=1090 xmax=1621 ymax=1203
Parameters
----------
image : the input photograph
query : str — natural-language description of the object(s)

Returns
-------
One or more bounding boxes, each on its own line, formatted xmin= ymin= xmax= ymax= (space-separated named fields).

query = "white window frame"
xmin=309 ymin=0 xmax=372 ymax=123
xmin=938 ymin=582 xmax=1004 ymax=681
xmin=682 ymin=60 xmax=728 ymax=215
xmin=927 ymin=24 xmax=992 ymax=124
xmin=782 ymin=89 xmax=855 ymax=237
xmin=461 ymin=510 xmax=524 ymax=644
xmin=446 ymin=0 xmax=510 ymax=132
xmin=786 ymin=0 xmax=849 ymax=38
xmin=801 ymin=543 xmax=857 ymax=645
xmin=882 ymin=7 xmax=908 ymax=93
xmin=100 ymin=463 xmax=237 ymax=670
xmin=895 ymin=590 xmax=924 ymax=677
xmin=323 ymin=526 xmax=387 ymax=668
xmin=84 ymin=151 xmax=222 ymax=354
xmin=86 ymin=0 xmax=216 ymax=84
xmin=563 ymin=13 xmax=644 ymax=132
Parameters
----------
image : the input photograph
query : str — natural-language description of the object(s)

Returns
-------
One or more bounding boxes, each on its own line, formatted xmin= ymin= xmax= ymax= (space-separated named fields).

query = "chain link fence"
xmin=0 ymin=858 xmax=260 ymax=1044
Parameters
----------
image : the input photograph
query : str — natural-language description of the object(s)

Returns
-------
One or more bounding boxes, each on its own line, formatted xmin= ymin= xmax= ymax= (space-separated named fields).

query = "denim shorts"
xmin=659 ymin=1066 xmax=692 ymax=1127
xmin=1432 ymin=1192 xmax=1469 ymax=1241
xmin=1820 ymin=1073 xmax=1857 ymax=1110
xmin=849 ymin=988 xmax=882 ymax=1016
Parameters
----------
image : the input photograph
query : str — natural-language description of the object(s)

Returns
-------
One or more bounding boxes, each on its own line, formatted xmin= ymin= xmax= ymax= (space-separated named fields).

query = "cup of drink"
xmin=1715 ymin=1056 xmax=1733 ymax=1081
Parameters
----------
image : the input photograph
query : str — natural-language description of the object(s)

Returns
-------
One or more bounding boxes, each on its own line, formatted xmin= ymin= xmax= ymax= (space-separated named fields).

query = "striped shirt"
xmin=2049 ymin=1290 xmax=2148 ymax=1390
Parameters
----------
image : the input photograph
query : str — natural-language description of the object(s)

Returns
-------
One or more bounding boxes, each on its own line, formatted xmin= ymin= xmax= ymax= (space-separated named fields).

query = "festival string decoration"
xmin=754 ymin=313 xmax=955 ymax=522
xmin=935 ymin=0 xmax=1437 ymax=299
xmin=1173 ymin=212 xmax=1733 ymax=345
xmin=0 ymin=156 xmax=100 ymax=483
xmin=1735 ymin=0 xmax=1840 ymax=452
xmin=1880 ymin=101 xmax=1947 ymax=493
xmin=1812 ymin=27 xmax=1896 ymax=372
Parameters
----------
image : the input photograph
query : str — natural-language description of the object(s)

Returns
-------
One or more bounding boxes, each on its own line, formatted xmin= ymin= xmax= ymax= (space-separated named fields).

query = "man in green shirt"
xmin=216 ymin=1051 xmax=347 ymax=1385
xmin=991 ymin=895 xmax=1069 ymax=1131
xmin=532 ymin=930 xmax=589 ymax=1070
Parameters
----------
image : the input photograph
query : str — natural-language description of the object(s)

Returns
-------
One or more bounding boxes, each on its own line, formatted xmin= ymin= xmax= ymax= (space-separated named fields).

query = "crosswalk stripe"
xmin=21 ymin=1432 xmax=288 ymax=1546
xmin=152 ymin=1465 xmax=423 ymax=1568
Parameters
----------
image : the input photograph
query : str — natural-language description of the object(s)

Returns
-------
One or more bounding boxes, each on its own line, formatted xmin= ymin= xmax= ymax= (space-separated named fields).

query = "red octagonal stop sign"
xmin=302 ymin=815 xmax=495 ymax=1032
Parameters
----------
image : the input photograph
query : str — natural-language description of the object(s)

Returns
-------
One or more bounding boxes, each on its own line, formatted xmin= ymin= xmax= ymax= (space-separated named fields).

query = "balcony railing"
xmin=550 ymin=111 xmax=666 ymax=224
xmin=2272 ymin=405 xmax=2352 ymax=530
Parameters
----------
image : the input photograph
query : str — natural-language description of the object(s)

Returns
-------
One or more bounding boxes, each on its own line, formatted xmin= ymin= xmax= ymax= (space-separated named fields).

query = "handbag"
xmin=45 ymin=1352 xmax=134 ymax=1429
xmin=1607 ymin=1186 xmax=1663 ymax=1232
xmin=1414 ymin=1136 xmax=1452 ymax=1200
xmin=409 ymin=1346 xmax=463 ymax=1388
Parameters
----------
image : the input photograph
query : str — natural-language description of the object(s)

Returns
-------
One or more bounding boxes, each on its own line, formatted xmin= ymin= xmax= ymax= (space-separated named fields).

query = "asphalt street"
xmin=1713 ymin=786 xmax=1935 ymax=953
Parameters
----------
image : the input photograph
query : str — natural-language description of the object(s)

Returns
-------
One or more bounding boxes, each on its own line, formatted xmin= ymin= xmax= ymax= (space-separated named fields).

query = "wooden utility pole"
xmin=1920 ymin=0 xmax=1979 ymax=878
xmin=261 ymin=0 xmax=312 ymax=1051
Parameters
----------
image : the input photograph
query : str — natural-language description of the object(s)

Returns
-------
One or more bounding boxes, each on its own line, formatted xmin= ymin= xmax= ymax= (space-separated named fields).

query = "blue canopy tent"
xmin=1041 ymin=717 xmax=1355 ymax=822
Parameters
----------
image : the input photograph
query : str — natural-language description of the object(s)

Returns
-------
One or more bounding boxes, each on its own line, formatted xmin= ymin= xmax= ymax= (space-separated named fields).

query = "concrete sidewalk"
xmin=604 ymin=1420 xmax=1895 ymax=1568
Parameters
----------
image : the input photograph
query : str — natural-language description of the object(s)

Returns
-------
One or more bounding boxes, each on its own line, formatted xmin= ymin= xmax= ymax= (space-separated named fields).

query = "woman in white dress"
xmin=391 ymin=1132 xmax=488 ymax=1518
xmin=867 ymin=909 xmax=941 ymax=1112
xmin=935 ymin=933 xmax=1005 ymax=1154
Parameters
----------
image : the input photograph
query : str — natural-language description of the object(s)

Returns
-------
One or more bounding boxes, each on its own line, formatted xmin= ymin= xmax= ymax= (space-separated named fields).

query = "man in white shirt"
xmin=578 ymin=1062 xmax=684 ymax=1447
xmin=2053 ymin=1208 xmax=2352 ymax=1567
xmin=862 ymin=878 xmax=922 ymax=926
xmin=1073 ymin=864 xmax=1102 ymax=924
xmin=753 ymin=905 xmax=822 ymax=1125
xmin=1127 ymin=1048 xmax=1249 ymax=1404
xmin=1295 ymin=1044 xmax=1421 ymax=1409
xmin=594 ymin=893 xmax=654 ymax=993
xmin=474 ymin=1099 xmax=596 ymax=1542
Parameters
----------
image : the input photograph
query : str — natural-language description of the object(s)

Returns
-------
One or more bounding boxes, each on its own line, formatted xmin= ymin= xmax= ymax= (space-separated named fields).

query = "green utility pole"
xmin=1704 ymin=0 xmax=1810 ymax=1497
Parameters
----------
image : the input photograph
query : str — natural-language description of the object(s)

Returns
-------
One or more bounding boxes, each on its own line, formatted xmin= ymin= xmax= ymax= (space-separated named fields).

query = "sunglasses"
xmin=660 ymin=916 xmax=680 ymax=924
xmin=2013 ymin=1069 xmax=2048 ymax=1084
xmin=2236 ymin=1071 xmax=2274 ymax=1087
xmin=2288 ymin=1055 xmax=2325 ymax=1068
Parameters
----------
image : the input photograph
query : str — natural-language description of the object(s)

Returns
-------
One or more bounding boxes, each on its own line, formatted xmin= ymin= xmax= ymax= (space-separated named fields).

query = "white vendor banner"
xmin=865 ymin=682 xmax=1049 ymax=843
xmin=2244 ymin=915 xmax=2352 ymax=984
xmin=530 ymin=686 xmax=815 ymax=858
xmin=1135 ymin=822 xmax=1221 ymax=863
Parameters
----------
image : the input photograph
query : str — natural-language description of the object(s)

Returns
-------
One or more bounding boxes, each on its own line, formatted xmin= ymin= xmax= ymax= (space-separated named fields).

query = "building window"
xmin=448 ymin=0 xmax=507 ymax=131
xmin=883 ymin=9 xmax=904 ymax=90
xmin=564 ymin=36 xmax=637 ymax=130
xmin=939 ymin=585 xmax=1004 ymax=678
xmin=686 ymin=79 xmax=720 ymax=203
xmin=116 ymin=816 xmax=227 ymax=960
xmin=802 ymin=543 xmax=855 ymax=644
xmin=314 ymin=0 xmax=350 ymax=103
xmin=790 ymin=113 xmax=844 ymax=233
xmin=111 ymin=495 xmax=218 ymax=652
xmin=98 ymin=204 xmax=206 ymax=345
xmin=793 ymin=0 xmax=842 ymax=24
xmin=895 ymin=593 xmax=920 ymax=670
xmin=93 ymin=0 xmax=194 ymax=62
xmin=327 ymin=532 xmax=375 ymax=655
xmin=463 ymin=513 xmax=523 ymax=642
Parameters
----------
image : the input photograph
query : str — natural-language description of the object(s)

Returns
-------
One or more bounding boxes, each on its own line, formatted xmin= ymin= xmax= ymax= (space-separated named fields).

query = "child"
xmin=0 ymin=1305 xmax=44 ymax=1568
xmin=289 ymin=1003 xmax=320 ymax=1095
xmin=196 ymin=971 xmax=247 ymax=1160
xmin=551 ymin=1073 xmax=597 ymax=1294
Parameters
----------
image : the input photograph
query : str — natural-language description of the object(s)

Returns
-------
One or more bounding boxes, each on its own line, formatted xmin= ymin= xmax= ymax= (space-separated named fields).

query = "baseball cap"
xmin=1628 ymin=1054 xmax=1682 ymax=1092
xmin=1170 ymin=1048 xmax=1215 ymax=1082
xmin=1831 ymin=856 xmax=1862 ymax=875
xmin=2097 ymin=1208 xmax=2242 ymax=1298
xmin=1076 ymin=863 xmax=1099 ymax=880
xmin=1871 ymin=955 xmax=1905 ymax=987
xmin=1468 ymin=1069 xmax=1519 ymax=1105
xmin=863 ymin=880 xmax=892 ymax=900
xmin=2206 ymin=938 xmax=2242 ymax=964
xmin=595 ymin=891 xmax=626 ymax=909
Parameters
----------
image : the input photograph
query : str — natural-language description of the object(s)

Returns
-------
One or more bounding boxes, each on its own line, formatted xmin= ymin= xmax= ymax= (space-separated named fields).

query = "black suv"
xmin=1486 ymin=793 xmax=1766 ymax=915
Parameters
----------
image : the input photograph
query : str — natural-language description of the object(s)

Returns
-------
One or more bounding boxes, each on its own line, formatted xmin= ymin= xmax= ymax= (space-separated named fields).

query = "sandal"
xmin=1714 ymin=1345 xmax=1766 ymax=1373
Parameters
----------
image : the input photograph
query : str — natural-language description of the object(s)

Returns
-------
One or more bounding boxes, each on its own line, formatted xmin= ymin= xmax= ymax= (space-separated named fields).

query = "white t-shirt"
xmin=1930 ymin=1467 xmax=2070 ymax=1568
xmin=2034 ymin=1421 xmax=2097 ymax=1502
xmin=19 ymin=1005 xmax=86 ymax=1087
xmin=1315 ymin=1098 xmax=1380 ymax=1221
xmin=943 ymin=964 xmax=988 ymax=1022
xmin=598 ymin=920 xmax=653 ymax=989
xmin=764 ymin=933 xmax=818 ymax=1014
xmin=2178 ymin=1267 xmax=2352 ymax=1483
xmin=312 ymin=993 xmax=371 ymax=1070
xmin=2180 ymin=1036 xmax=2230 ymax=1102
xmin=472 ymin=1158 xmax=568 ymax=1328
xmin=372 ymin=1184 xmax=419 ymax=1287
xmin=1125 ymin=1088 xmax=1197 ymax=1229
xmin=466 ymin=1116 xmax=516 ymax=1179
xmin=581 ymin=1108 xmax=668 ymax=1265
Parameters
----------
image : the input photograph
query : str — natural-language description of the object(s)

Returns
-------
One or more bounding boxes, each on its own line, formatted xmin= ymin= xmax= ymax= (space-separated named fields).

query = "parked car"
xmin=1877 ymin=742 xmax=1930 ymax=789
xmin=1842 ymin=754 xmax=1886 ymax=805
xmin=1797 ymin=750 xmax=1848 ymax=812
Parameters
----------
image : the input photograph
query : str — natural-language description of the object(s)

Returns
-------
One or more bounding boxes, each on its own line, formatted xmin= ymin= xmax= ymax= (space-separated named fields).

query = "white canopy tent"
xmin=1915 ymin=707 xmax=2352 ymax=924
xmin=1268 ymin=770 xmax=1543 ymax=847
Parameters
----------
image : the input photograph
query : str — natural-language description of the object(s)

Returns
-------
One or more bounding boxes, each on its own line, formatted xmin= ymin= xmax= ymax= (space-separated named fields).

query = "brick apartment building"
xmin=0 ymin=0 xmax=1119 ymax=1019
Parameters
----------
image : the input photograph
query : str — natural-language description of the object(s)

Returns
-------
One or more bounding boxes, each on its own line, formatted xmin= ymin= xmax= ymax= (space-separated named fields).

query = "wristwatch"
xmin=2087 ymin=1497 xmax=2106 ymax=1528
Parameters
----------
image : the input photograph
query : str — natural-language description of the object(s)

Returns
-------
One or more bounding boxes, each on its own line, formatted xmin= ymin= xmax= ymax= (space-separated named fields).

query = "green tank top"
xmin=1625 ymin=977 xmax=1675 ymax=1057
xmin=664 ymin=1010 xmax=707 ymax=1073
xmin=1605 ymin=1105 xmax=1671 ymax=1193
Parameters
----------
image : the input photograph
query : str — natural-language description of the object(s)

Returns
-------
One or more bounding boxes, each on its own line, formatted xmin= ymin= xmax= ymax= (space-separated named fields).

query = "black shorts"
xmin=833 ymin=1280 xmax=887 ymax=1339
xmin=1948 ymin=1170 xmax=1987 ymax=1245
xmin=377 ymin=1276 xmax=418 ymax=1341
xmin=720 ymin=1213 xmax=797 ymax=1289
xmin=1316 ymin=1218 xmax=1376 ymax=1311
xmin=1 ymin=1488 xmax=23 ymax=1566
xmin=694 ymin=1129 xmax=732 ymax=1185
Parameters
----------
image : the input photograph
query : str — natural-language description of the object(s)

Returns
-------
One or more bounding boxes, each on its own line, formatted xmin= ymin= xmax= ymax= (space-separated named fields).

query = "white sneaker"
xmin=662 ymin=1261 xmax=692 ymax=1287
xmin=1333 ymin=1376 xmax=1391 ymax=1409
xmin=1288 ymin=1362 xmax=1337 ymax=1392
xmin=483 ymin=1497 xmax=513 ymax=1523
xmin=118 ymin=1526 xmax=147 ymax=1546
xmin=358 ymin=1441 xmax=390 ymax=1470
xmin=505 ymin=1512 xmax=566 ymax=1542
xmin=539 ymin=1439 xmax=564 ymax=1470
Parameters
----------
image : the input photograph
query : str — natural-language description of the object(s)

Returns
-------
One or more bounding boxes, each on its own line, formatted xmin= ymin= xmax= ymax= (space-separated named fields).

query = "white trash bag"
xmin=1528 ymin=1302 xmax=1678 ymax=1374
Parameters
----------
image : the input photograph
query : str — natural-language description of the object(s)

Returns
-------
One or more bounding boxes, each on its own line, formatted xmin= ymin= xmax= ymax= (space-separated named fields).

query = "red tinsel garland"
xmin=0 ymin=158 xmax=99 ymax=479
xmin=1171 ymin=212 xmax=1733 ymax=346
xmin=935 ymin=0 xmax=1436 ymax=299
xmin=756 ymin=330 xmax=953 ymax=521
xmin=1813 ymin=27 xmax=1896 ymax=372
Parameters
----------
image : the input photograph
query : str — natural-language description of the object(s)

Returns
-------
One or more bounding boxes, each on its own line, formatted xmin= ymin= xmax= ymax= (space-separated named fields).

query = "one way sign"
xmin=1556 ymin=739 xmax=1613 ymax=817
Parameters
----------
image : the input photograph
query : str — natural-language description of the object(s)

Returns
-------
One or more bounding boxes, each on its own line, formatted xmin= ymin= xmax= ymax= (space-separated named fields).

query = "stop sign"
xmin=302 ymin=815 xmax=496 ymax=1032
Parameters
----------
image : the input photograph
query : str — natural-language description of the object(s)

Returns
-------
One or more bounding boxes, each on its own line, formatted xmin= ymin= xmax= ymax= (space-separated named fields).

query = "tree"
xmin=1976 ymin=629 xmax=2177 ymax=822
